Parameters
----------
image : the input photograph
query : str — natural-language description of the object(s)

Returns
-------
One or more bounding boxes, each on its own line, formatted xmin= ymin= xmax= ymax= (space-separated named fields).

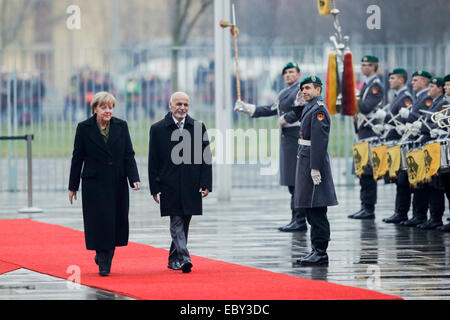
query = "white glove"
xmin=374 ymin=109 xmax=387 ymax=121
xmin=435 ymin=112 xmax=445 ymax=121
xmin=399 ymin=107 xmax=410 ymax=119
xmin=405 ymin=122 xmax=413 ymax=130
xmin=295 ymin=91 xmax=305 ymax=106
xmin=430 ymin=128 xmax=448 ymax=138
xmin=311 ymin=169 xmax=321 ymax=186
xmin=395 ymin=124 xmax=406 ymax=135
xmin=373 ymin=124 xmax=384 ymax=135
xmin=412 ymin=120 xmax=422 ymax=130
xmin=234 ymin=100 xmax=256 ymax=116
xmin=384 ymin=123 xmax=395 ymax=131
xmin=278 ymin=115 xmax=287 ymax=128
xmin=410 ymin=127 xmax=420 ymax=136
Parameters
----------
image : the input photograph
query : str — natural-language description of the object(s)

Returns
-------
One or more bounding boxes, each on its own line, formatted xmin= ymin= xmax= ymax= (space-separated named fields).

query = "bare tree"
xmin=170 ymin=0 xmax=213 ymax=92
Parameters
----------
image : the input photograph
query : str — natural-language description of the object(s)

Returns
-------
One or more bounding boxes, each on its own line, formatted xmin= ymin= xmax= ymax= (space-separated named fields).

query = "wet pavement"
xmin=0 ymin=182 xmax=450 ymax=300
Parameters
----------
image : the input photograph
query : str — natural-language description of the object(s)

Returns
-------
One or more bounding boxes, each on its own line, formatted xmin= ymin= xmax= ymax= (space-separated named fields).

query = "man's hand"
xmin=199 ymin=188 xmax=210 ymax=198
xmin=375 ymin=109 xmax=387 ymax=121
xmin=395 ymin=124 xmax=406 ymax=135
xmin=278 ymin=115 xmax=287 ymax=128
xmin=373 ymin=124 xmax=384 ymax=135
xmin=311 ymin=169 xmax=321 ymax=186
xmin=295 ymin=91 xmax=305 ymax=106
xmin=399 ymin=107 xmax=410 ymax=119
xmin=152 ymin=192 xmax=161 ymax=204
xmin=69 ymin=190 xmax=77 ymax=205
xmin=133 ymin=182 xmax=141 ymax=191
xmin=234 ymin=100 xmax=256 ymax=116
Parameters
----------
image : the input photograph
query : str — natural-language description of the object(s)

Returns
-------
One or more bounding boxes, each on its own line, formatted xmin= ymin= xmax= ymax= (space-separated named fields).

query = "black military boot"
xmin=279 ymin=210 xmax=307 ymax=232
xmin=352 ymin=207 xmax=375 ymax=220
xmin=437 ymin=223 xmax=450 ymax=232
xmin=348 ymin=208 xmax=364 ymax=219
xmin=278 ymin=211 xmax=296 ymax=231
xmin=400 ymin=215 xmax=427 ymax=227
xmin=296 ymin=248 xmax=328 ymax=266
xmin=382 ymin=212 xmax=408 ymax=224
xmin=417 ymin=219 xmax=443 ymax=230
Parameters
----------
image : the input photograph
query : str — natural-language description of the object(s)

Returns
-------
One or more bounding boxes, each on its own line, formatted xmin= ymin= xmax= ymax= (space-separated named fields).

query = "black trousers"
xmin=288 ymin=186 xmax=306 ymax=216
xmin=395 ymin=170 xmax=412 ymax=216
xmin=169 ymin=215 xmax=192 ymax=265
xmin=360 ymin=173 xmax=377 ymax=212
xmin=428 ymin=175 xmax=446 ymax=221
xmin=305 ymin=207 xmax=330 ymax=251
xmin=411 ymin=185 xmax=430 ymax=220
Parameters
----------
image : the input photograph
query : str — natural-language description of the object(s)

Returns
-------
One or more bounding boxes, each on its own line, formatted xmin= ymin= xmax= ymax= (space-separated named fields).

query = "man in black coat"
xmin=290 ymin=76 xmax=338 ymax=266
xmin=69 ymin=92 xmax=140 ymax=276
xmin=234 ymin=62 xmax=307 ymax=232
xmin=148 ymin=91 xmax=212 ymax=273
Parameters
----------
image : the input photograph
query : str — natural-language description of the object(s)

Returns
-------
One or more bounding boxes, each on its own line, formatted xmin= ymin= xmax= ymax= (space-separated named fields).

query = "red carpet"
xmin=0 ymin=260 xmax=20 ymax=274
xmin=0 ymin=219 xmax=401 ymax=300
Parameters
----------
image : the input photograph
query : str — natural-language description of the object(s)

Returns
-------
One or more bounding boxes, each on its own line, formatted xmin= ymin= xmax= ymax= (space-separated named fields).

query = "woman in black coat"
xmin=68 ymin=91 xmax=140 ymax=276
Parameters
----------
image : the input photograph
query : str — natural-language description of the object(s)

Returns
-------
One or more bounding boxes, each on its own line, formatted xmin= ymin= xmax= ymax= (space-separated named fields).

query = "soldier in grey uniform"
xmin=349 ymin=55 xmax=384 ymax=220
xmin=288 ymin=76 xmax=338 ymax=266
xmin=234 ymin=62 xmax=307 ymax=232
xmin=373 ymin=68 xmax=414 ymax=224
xmin=410 ymin=77 xmax=448 ymax=230
xmin=438 ymin=73 xmax=450 ymax=232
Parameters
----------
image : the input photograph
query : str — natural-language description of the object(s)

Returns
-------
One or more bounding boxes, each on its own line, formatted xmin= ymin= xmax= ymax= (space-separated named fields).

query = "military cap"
xmin=430 ymin=77 xmax=445 ymax=87
xmin=389 ymin=68 xmax=407 ymax=76
xmin=361 ymin=55 xmax=379 ymax=63
xmin=444 ymin=74 xmax=450 ymax=83
xmin=300 ymin=75 xmax=323 ymax=87
xmin=412 ymin=70 xmax=432 ymax=79
xmin=282 ymin=62 xmax=300 ymax=75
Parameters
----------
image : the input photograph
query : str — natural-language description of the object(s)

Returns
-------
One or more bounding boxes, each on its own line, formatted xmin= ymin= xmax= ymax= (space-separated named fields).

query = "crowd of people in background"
xmin=0 ymin=72 xmax=46 ymax=125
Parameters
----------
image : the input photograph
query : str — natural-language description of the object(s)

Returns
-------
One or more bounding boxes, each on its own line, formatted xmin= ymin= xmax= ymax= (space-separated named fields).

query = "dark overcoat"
xmin=293 ymin=96 xmax=338 ymax=208
xmin=148 ymin=112 xmax=212 ymax=217
xmin=252 ymin=81 xmax=300 ymax=186
xmin=68 ymin=115 xmax=140 ymax=250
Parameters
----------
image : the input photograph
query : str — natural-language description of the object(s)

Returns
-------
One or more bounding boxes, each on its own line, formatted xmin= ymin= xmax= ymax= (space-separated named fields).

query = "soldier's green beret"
xmin=430 ymin=77 xmax=445 ymax=87
xmin=282 ymin=62 xmax=300 ymax=75
xmin=444 ymin=74 xmax=450 ymax=83
xmin=300 ymin=75 xmax=323 ymax=87
xmin=389 ymin=68 xmax=407 ymax=76
xmin=361 ymin=55 xmax=379 ymax=63
xmin=412 ymin=70 xmax=432 ymax=79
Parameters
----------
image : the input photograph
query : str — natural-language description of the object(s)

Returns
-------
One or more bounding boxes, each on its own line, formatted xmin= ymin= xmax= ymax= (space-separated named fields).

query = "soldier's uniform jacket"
xmin=384 ymin=87 xmax=414 ymax=141
xmin=252 ymin=81 xmax=300 ymax=186
xmin=292 ymin=96 xmax=338 ymax=208
xmin=418 ymin=95 xmax=448 ymax=142
xmin=356 ymin=75 xmax=384 ymax=140
xmin=399 ymin=88 xmax=431 ymax=124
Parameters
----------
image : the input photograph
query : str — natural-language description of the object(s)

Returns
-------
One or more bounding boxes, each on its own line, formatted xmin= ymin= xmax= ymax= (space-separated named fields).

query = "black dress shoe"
xmin=181 ymin=262 xmax=193 ymax=273
xmin=296 ymin=250 xmax=315 ymax=264
xmin=279 ymin=220 xmax=307 ymax=232
xmin=417 ymin=219 xmax=443 ymax=230
xmin=297 ymin=250 xmax=328 ymax=266
xmin=348 ymin=209 xmax=364 ymax=219
xmin=382 ymin=213 xmax=408 ymax=224
xmin=352 ymin=210 xmax=375 ymax=220
xmin=437 ymin=223 xmax=450 ymax=232
xmin=168 ymin=261 xmax=182 ymax=270
xmin=400 ymin=217 xmax=427 ymax=227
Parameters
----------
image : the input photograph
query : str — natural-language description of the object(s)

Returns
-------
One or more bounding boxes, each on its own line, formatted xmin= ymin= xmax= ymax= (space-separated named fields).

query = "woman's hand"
xmin=152 ymin=192 xmax=161 ymax=204
xmin=69 ymin=190 xmax=77 ymax=204
xmin=199 ymin=188 xmax=210 ymax=198
xmin=133 ymin=182 xmax=141 ymax=191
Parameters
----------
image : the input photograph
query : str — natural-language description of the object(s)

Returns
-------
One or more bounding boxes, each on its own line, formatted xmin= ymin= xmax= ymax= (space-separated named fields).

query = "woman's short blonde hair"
xmin=90 ymin=91 xmax=116 ymax=114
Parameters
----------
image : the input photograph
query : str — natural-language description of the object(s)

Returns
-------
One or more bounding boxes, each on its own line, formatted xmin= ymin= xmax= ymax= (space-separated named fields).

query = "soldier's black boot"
xmin=348 ymin=208 xmax=364 ymax=219
xmin=382 ymin=212 xmax=408 ymax=224
xmin=279 ymin=209 xmax=307 ymax=232
xmin=278 ymin=211 xmax=296 ymax=231
xmin=400 ymin=213 xmax=427 ymax=227
xmin=437 ymin=223 xmax=450 ymax=232
xmin=417 ymin=211 xmax=443 ymax=230
xmin=296 ymin=248 xmax=328 ymax=266
xmin=352 ymin=206 xmax=375 ymax=220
